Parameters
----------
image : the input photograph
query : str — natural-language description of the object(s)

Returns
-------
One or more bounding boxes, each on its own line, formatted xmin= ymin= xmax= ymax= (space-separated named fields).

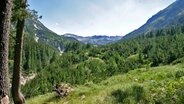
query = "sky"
xmin=28 ymin=0 xmax=176 ymax=36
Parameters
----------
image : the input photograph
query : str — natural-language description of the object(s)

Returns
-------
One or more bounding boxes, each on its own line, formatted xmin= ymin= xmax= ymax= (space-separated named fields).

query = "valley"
xmin=3 ymin=0 xmax=184 ymax=103
xmin=20 ymin=0 xmax=184 ymax=103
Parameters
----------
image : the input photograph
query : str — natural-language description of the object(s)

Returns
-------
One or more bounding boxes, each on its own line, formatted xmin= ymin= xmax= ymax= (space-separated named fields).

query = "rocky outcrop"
xmin=20 ymin=73 xmax=36 ymax=86
xmin=53 ymin=83 xmax=74 ymax=97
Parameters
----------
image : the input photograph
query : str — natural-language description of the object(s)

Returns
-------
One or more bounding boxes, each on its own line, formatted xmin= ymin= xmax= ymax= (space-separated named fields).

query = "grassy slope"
xmin=27 ymin=64 xmax=184 ymax=104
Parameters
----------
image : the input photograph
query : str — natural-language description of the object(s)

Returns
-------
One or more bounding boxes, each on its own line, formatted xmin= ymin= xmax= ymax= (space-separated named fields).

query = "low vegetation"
xmin=27 ymin=63 xmax=184 ymax=104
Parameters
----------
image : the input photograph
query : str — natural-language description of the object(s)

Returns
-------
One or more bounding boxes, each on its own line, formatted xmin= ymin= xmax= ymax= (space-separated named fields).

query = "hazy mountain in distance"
xmin=123 ymin=0 xmax=184 ymax=40
xmin=63 ymin=33 xmax=122 ymax=45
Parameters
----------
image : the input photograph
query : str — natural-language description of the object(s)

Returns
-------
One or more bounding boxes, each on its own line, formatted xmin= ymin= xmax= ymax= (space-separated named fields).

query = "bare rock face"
xmin=80 ymin=95 xmax=86 ymax=100
xmin=53 ymin=83 xmax=74 ymax=97
xmin=0 ymin=95 xmax=9 ymax=104
xmin=20 ymin=73 xmax=36 ymax=86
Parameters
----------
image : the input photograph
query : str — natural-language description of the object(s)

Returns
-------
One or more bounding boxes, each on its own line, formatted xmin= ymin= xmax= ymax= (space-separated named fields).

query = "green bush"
xmin=111 ymin=89 xmax=129 ymax=103
xmin=175 ymin=70 xmax=184 ymax=78
xmin=132 ymin=85 xmax=145 ymax=102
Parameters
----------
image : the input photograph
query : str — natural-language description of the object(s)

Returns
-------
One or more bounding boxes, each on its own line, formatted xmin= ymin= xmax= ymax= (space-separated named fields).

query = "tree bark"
xmin=0 ymin=0 xmax=12 ymax=104
xmin=12 ymin=20 xmax=25 ymax=104
xmin=12 ymin=0 xmax=27 ymax=104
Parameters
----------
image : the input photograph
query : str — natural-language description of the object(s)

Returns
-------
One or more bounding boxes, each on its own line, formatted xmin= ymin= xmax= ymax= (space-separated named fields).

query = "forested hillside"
xmin=9 ymin=32 xmax=57 ymax=73
xmin=9 ymin=9 xmax=86 ymax=74
xmin=22 ymin=25 xmax=184 ymax=99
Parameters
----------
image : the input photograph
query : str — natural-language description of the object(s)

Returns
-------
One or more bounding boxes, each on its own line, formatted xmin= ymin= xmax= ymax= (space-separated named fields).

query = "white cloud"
xmin=41 ymin=0 xmax=176 ymax=36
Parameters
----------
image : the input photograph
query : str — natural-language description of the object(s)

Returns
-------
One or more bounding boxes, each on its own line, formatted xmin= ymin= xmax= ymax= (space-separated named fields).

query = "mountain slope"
xmin=27 ymin=64 xmax=184 ymax=104
xmin=64 ymin=33 xmax=122 ymax=45
xmin=24 ymin=15 xmax=78 ymax=52
xmin=123 ymin=0 xmax=184 ymax=39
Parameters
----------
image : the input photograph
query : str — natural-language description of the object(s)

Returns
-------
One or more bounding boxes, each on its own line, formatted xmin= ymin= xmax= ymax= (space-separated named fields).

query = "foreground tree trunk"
xmin=12 ymin=20 xmax=25 ymax=104
xmin=12 ymin=0 xmax=27 ymax=104
xmin=0 ymin=0 xmax=12 ymax=104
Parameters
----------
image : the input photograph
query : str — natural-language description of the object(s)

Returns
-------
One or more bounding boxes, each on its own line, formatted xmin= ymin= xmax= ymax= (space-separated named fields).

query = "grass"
xmin=27 ymin=64 xmax=184 ymax=104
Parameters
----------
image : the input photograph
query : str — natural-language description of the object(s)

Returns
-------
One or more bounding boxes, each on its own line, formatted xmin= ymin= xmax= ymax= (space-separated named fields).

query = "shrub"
xmin=132 ymin=85 xmax=145 ymax=102
xmin=111 ymin=89 xmax=129 ymax=103
xmin=175 ymin=70 xmax=184 ymax=79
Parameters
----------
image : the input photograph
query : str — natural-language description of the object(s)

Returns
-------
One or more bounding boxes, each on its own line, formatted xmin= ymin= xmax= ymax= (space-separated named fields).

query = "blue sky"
xmin=28 ymin=0 xmax=176 ymax=36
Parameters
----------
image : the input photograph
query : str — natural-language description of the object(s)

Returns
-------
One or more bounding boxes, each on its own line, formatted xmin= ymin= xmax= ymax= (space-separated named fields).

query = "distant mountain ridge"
xmin=123 ymin=0 xmax=184 ymax=39
xmin=24 ymin=15 xmax=78 ymax=52
xmin=63 ymin=33 xmax=122 ymax=45
xmin=25 ymin=15 xmax=122 ymax=47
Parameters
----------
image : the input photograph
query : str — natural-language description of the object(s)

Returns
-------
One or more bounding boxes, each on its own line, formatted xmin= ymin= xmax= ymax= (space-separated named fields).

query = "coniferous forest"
xmin=22 ymin=25 xmax=184 ymax=99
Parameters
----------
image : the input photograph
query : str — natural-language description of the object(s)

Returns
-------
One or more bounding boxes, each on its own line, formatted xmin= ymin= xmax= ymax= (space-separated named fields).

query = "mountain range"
xmin=24 ymin=0 xmax=184 ymax=47
xmin=24 ymin=15 xmax=122 ymax=51
xmin=63 ymin=33 xmax=122 ymax=45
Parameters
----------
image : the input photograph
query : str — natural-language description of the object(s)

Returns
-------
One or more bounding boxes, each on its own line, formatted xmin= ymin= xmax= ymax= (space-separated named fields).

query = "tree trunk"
xmin=12 ymin=0 xmax=27 ymax=104
xmin=12 ymin=19 xmax=25 ymax=104
xmin=0 ymin=0 xmax=12 ymax=104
